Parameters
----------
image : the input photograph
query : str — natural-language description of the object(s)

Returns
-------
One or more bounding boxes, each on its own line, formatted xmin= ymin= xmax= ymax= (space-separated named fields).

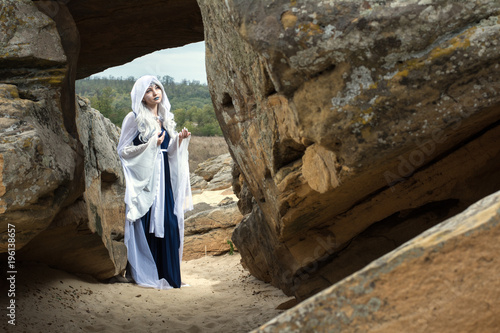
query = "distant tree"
xmin=89 ymin=86 xmax=114 ymax=115
xmin=75 ymin=76 xmax=222 ymax=136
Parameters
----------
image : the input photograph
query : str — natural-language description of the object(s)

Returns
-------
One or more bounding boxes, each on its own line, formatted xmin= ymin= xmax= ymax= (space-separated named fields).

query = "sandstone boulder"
xmin=194 ymin=153 xmax=232 ymax=181
xmin=190 ymin=173 xmax=208 ymax=192
xmin=17 ymin=96 xmax=126 ymax=279
xmin=192 ymin=152 xmax=234 ymax=192
xmin=255 ymin=189 xmax=500 ymax=332
xmin=206 ymin=164 xmax=233 ymax=191
xmin=197 ymin=0 xmax=500 ymax=299
xmin=185 ymin=153 xmax=241 ymax=260
xmin=1 ymin=0 xmax=66 ymax=66
xmin=65 ymin=0 xmax=204 ymax=78
xmin=183 ymin=201 xmax=242 ymax=261
xmin=0 ymin=0 xmax=81 ymax=252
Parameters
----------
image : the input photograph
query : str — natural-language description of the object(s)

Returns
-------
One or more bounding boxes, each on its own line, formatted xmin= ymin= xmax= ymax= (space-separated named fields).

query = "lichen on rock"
xmin=198 ymin=0 xmax=500 ymax=300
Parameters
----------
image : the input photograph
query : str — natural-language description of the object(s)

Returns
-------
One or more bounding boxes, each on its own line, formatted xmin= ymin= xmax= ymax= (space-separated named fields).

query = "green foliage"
xmin=227 ymin=240 xmax=234 ymax=255
xmin=75 ymin=76 xmax=222 ymax=136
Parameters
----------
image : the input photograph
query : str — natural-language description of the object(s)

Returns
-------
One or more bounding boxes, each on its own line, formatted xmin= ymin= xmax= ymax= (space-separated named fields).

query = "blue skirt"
xmin=135 ymin=130 xmax=181 ymax=288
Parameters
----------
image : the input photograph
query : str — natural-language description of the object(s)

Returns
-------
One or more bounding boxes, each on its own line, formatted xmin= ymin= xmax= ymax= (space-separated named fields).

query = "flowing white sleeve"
xmin=166 ymin=133 xmax=193 ymax=262
xmin=122 ymin=141 xmax=149 ymax=158
xmin=168 ymin=134 xmax=193 ymax=214
xmin=117 ymin=112 xmax=161 ymax=222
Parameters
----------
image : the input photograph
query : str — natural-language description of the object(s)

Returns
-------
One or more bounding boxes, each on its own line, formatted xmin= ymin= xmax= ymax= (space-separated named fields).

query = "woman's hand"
xmin=178 ymin=127 xmax=191 ymax=146
xmin=157 ymin=131 xmax=165 ymax=146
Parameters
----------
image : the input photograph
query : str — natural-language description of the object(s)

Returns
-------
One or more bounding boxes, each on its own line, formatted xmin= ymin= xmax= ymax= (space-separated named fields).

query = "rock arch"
xmin=1 ymin=3 xmax=500 ymax=328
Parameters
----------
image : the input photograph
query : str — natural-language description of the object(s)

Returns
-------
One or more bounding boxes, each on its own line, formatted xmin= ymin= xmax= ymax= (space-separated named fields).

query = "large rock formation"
xmin=255 ymin=189 xmax=500 ymax=332
xmin=0 ymin=0 xmax=123 ymax=279
xmin=17 ymin=97 xmax=126 ymax=279
xmin=197 ymin=0 xmax=500 ymax=299
xmin=0 ymin=0 xmax=203 ymax=279
xmin=65 ymin=0 xmax=204 ymax=79
xmin=0 ymin=0 xmax=83 ymax=252
xmin=2 ymin=0 xmax=500 ymax=315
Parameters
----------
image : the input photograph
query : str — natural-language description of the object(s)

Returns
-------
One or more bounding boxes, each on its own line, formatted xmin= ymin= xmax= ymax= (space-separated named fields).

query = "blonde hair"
xmin=135 ymin=99 xmax=176 ymax=143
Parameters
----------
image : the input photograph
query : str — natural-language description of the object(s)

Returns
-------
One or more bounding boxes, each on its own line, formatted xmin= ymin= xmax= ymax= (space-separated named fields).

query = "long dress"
xmin=133 ymin=128 xmax=181 ymax=288
xmin=118 ymin=110 xmax=192 ymax=290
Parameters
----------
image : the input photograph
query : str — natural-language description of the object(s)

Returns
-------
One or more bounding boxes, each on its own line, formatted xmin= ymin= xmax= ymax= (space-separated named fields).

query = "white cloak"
xmin=117 ymin=110 xmax=192 ymax=289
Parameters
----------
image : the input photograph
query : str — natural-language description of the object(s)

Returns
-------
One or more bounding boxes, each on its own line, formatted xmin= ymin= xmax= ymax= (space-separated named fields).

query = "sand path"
xmin=3 ymin=253 xmax=291 ymax=333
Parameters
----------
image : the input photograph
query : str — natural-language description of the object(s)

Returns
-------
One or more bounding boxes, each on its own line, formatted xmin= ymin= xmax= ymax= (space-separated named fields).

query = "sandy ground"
xmin=2 ymin=253 xmax=293 ymax=333
xmin=1 ymin=191 xmax=292 ymax=332
xmin=191 ymin=188 xmax=237 ymax=206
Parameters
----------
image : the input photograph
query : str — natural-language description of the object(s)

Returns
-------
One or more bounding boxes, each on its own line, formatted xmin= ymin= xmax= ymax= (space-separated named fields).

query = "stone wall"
xmin=197 ymin=0 xmax=500 ymax=299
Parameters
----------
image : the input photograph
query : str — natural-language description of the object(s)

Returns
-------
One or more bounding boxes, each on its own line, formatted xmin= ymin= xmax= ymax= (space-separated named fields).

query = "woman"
xmin=117 ymin=75 xmax=192 ymax=289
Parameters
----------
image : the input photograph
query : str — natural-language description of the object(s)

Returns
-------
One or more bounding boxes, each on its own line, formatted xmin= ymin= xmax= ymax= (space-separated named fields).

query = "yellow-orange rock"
xmin=17 ymin=97 xmax=126 ymax=279
xmin=197 ymin=0 xmax=500 ymax=299
xmin=184 ymin=202 xmax=242 ymax=260
xmin=66 ymin=0 xmax=204 ymax=78
xmin=0 ymin=0 xmax=79 ymax=252
xmin=255 ymin=189 xmax=500 ymax=332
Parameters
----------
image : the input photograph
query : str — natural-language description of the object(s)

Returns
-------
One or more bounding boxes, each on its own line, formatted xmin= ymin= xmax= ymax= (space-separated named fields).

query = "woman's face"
xmin=142 ymin=84 xmax=162 ymax=110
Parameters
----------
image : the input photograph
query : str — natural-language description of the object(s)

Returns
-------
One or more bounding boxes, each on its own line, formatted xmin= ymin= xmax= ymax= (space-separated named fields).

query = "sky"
xmin=91 ymin=41 xmax=207 ymax=84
